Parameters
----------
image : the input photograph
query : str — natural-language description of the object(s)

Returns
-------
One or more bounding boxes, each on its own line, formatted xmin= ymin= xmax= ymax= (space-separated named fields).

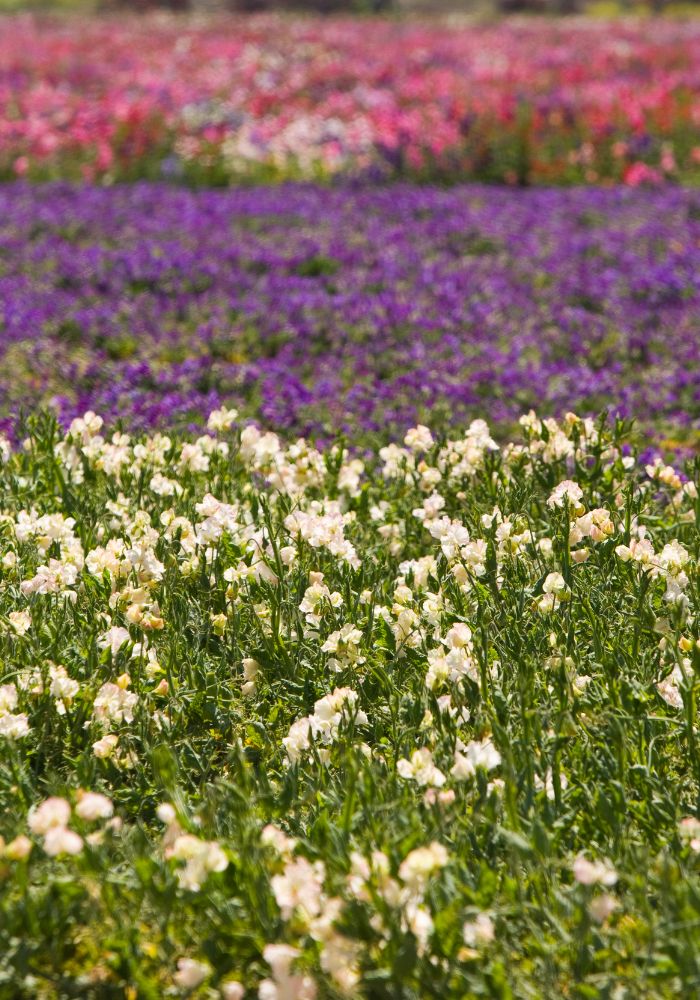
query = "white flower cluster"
xmin=616 ymin=533 xmax=691 ymax=605
xmin=27 ymin=792 xmax=115 ymax=857
xmin=0 ymin=405 xmax=696 ymax=993
xmin=348 ymin=841 xmax=449 ymax=955
xmin=264 ymin=829 xmax=360 ymax=994
xmin=282 ymin=687 xmax=367 ymax=764
xmin=0 ymin=683 xmax=30 ymax=739
xmin=284 ymin=502 xmax=359 ymax=568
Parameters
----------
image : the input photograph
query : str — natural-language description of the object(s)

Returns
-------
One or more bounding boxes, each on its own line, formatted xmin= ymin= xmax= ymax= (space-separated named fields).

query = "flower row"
xmin=3 ymin=14 xmax=700 ymax=184
xmin=0 ymin=408 xmax=698 ymax=994
xmin=1 ymin=182 xmax=699 ymax=450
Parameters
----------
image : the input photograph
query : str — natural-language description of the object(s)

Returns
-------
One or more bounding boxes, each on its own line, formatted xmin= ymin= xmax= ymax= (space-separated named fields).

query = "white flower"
xmin=615 ymin=537 xmax=655 ymax=567
xmin=92 ymin=682 xmax=138 ymax=726
xmin=98 ymin=626 xmax=131 ymax=658
xmin=282 ymin=716 xmax=314 ymax=764
xmin=315 ymin=922 xmax=361 ymax=993
xmin=69 ymin=411 xmax=103 ymax=442
xmin=536 ymin=572 xmax=571 ymax=612
xmin=466 ymin=737 xmax=501 ymax=771
xmin=7 ymin=610 xmax=31 ymax=635
xmin=86 ymin=538 xmax=129 ymax=579
xmin=452 ymin=738 xmax=501 ymax=779
xmin=150 ymin=473 xmax=180 ymax=497
xmin=404 ymin=425 xmax=434 ymax=453
xmin=0 ymin=713 xmax=31 ymax=739
xmin=271 ymin=856 xmax=325 ymax=919
xmin=29 ymin=797 xmax=71 ymax=834
xmin=321 ymin=623 xmax=364 ymax=669
xmin=646 ymin=460 xmax=682 ymax=490
xmin=658 ymin=539 xmax=690 ymax=575
xmin=49 ymin=665 xmax=79 ymax=713
xmin=168 ymin=835 xmax=229 ymax=891
xmin=43 ymin=826 xmax=83 ymax=857
xmin=657 ymin=664 xmax=685 ymax=709
xmin=413 ymin=493 xmax=445 ymax=524
xmin=570 ymin=508 xmax=614 ymax=545
xmin=0 ymin=684 xmax=18 ymax=714
xmin=92 ymin=733 xmax=119 ymax=759
xmin=195 ymin=493 xmax=240 ymax=545
xmin=21 ymin=559 xmax=78 ymax=596
xmin=207 ymin=406 xmax=239 ymax=432
xmin=4 ymin=834 xmax=32 ymax=860
xmin=221 ymin=982 xmax=245 ymax=1000
xmin=282 ymin=688 xmax=365 ymax=764
xmin=572 ymin=855 xmax=618 ymax=887
xmin=519 ymin=410 xmax=542 ymax=434
xmin=535 ymin=768 xmax=568 ymax=801
xmin=427 ymin=516 xmax=470 ymax=561
xmin=337 ymin=458 xmax=364 ymax=496
xmin=398 ymin=841 xmax=448 ymax=891
xmin=404 ymin=903 xmax=434 ymax=953
xmin=397 ymin=748 xmax=446 ymax=787
xmin=263 ymin=944 xmax=301 ymax=977
xmin=463 ymin=912 xmax=495 ymax=948
xmin=284 ymin=504 xmax=359 ymax=568
xmin=179 ymin=442 xmax=210 ymax=473
xmin=174 ymin=957 xmax=211 ymax=991
xmin=588 ymin=894 xmax=618 ymax=924
xmin=261 ymin=824 xmax=296 ymax=856
xmin=75 ymin=792 xmax=114 ymax=821
xmin=547 ymin=480 xmax=584 ymax=513
xmin=572 ymin=674 xmax=591 ymax=695
xmin=157 ymin=802 xmax=177 ymax=825
xmin=543 ymin=572 xmax=567 ymax=595
xmin=379 ymin=443 xmax=415 ymax=479
xmin=242 ymin=656 xmax=260 ymax=696
xmin=392 ymin=607 xmax=421 ymax=651
xmin=259 ymin=944 xmax=317 ymax=1000
xmin=679 ymin=817 xmax=700 ymax=852
xmin=445 ymin=623 xmax=472 ymax=648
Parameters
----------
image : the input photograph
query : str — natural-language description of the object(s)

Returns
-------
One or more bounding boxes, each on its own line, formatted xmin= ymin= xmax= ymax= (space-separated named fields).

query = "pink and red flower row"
xmin=3 ymin=13 xmax=700 ymax=184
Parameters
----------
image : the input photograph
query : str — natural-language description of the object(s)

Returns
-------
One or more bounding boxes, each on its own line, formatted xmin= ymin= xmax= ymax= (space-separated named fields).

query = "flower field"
xmin=3 ymin=9 xmax=700 ymax=998
xmin=1 ymin=182 xmax=699 ymax=450
xmin=0 ymin=409 xmax=698 ymax=997
xmin=3 ymin=14 xmax=700 ymax=185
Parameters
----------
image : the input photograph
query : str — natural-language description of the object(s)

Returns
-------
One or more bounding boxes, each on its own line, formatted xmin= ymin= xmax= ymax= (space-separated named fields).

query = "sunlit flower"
xmin=572 ymin=856 xmax=618 ymax=887
xmin=260 ymin=944 xmax=316 ymax=1000
xmin=397 ymin=748 xmax=446 ymax=788
xmin=174 ymin=957 xmax=211 ymax=991
xmin=463 ymin=912 xmax=495 ymax=948
xmin=43 ymin=826 xmax=83 ymax=857
xmin=75 ymin=792 xmax=114 ymax=821
xmin=29 ymin=797 xmax=71 ymax=835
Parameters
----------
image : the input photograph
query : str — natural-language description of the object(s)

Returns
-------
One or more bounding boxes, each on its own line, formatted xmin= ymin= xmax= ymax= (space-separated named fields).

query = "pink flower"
xmin=623 ymin=162 xmax=663 ymax=187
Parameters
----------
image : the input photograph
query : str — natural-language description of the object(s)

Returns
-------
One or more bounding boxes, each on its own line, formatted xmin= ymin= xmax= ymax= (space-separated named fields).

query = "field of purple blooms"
xmin=2 ymin=181 xmax=699 ymax=450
